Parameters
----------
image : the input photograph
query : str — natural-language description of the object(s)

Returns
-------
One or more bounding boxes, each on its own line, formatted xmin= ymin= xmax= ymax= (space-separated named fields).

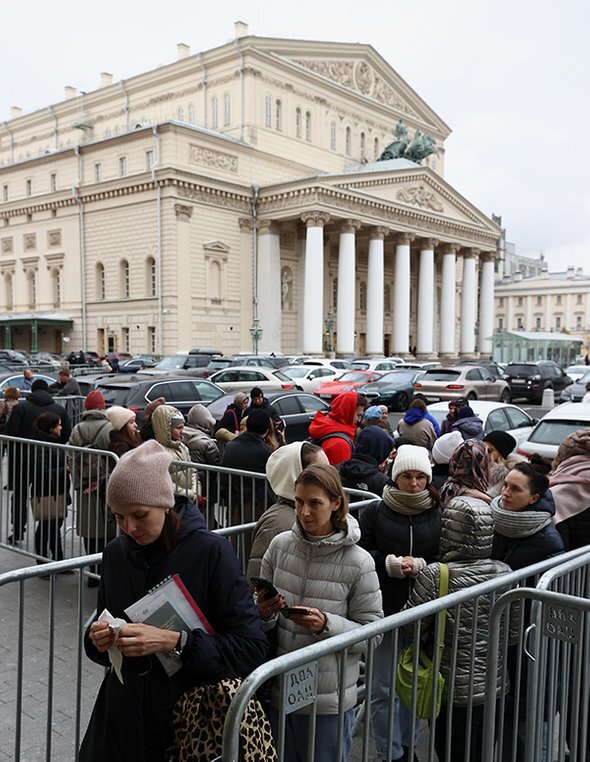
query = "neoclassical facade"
xmin=0 ymin=25 xmax=500 ymax=358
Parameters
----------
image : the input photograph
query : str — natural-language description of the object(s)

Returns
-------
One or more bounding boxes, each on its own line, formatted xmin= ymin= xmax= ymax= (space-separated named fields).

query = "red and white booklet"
xmin=125 ymin=573 xmax=214 ymax=676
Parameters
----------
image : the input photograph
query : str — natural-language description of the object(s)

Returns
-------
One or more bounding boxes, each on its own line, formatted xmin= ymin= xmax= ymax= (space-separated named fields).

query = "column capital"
xmin=174 ymin=203 xmax=193 ymax=221
xmin=257 ymin=219 xmax=282 ymax=236
xmin=301 ymin=211 xmax=330 ymax=228
xmin=395 ymin=232 xmax=415 ymax=246
xmin=238 ymin=217 xmax=254 ymax=232
xmin=440 ymin=242 xmax=460 ymax=255
xmin=480 ymin=250 xmax=496 ymax=263
xmin=369 ymin=226 xmax=390 ymax=241
xmin=419 ymin=237 xmax=439 ymax=251
xmin=339 ymin=218 xmax=362 ymax=234
xmin=462 ymin=247 xmax=480 ymax=259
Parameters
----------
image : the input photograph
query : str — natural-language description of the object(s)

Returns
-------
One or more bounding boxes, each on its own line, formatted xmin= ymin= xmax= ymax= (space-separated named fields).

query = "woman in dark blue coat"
xmin=80 ymin=441 xmax=267 ymax=761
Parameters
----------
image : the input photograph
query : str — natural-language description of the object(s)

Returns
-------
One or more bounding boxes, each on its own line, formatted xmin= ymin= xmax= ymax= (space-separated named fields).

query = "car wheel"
xmin=500 ymin=389 xmax=511 ymax=403
xmin=466 ymin=392 xmax=477 ymax=401
xmin=396 ymin=392 xmax=409 ymax=412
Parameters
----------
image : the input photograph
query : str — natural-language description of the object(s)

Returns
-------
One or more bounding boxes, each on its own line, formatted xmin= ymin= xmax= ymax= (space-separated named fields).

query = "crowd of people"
xmin=2 ymin=379 xmax=589 ymax=761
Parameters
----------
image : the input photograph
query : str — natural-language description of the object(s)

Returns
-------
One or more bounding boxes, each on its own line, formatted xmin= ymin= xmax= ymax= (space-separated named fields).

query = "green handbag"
xmin=395 ymin=562 xmax=449 ymax=719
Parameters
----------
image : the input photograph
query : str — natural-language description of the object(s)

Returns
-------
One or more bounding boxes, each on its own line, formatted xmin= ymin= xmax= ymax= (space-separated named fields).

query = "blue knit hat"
xmin=363 ymin=405 xmax=383 ymax=420
xmin=356 ymin=426 xmax=395 ymax=464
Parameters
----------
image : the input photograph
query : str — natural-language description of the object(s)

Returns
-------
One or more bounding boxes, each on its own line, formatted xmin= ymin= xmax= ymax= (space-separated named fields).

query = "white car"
xmin=427 ymin=400 xmax=539 ymax=451
xmin=207 ymin=366 xmax=296 ymax=394
xmin=281 ymin=364 xmax=340 ymax=392
xmin=351 ymin=358 xmax=403 ymax=373
xmin=517 ymin=402 xmax=590 ymax=460
xmin=302 ymin=358 xmax=352 ymax=371
xmin=564 ymin=365 xmax=590 ymax=382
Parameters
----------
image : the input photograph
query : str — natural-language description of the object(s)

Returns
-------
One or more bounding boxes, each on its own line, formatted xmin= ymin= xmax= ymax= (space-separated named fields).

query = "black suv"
xmin=503 ymin=361 xmax=573 ymax=404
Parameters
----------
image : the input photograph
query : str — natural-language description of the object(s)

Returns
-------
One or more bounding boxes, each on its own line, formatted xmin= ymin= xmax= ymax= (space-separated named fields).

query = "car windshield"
xmin=379 ymin=371 xmax=415 ymax=383
xmin=579 ymin=371 xmax=590 ymax=385
xmin=96 ymin=385 xmax=132 ymax=406
xmin=337 ymin=372 xmax=368 ymax=383
xmin=351 ymin=362 xmax=369 ymax=370
xmin=507 ymin=364 xmax=535 ymax=375
xmin=422 ymin=370 xmax=460 ymax=382
xmin=566 ymin=366 xmax=587 ymax=374
xmin=274 ymin=370 xmax=293 ymax=381
xmin=283 ymin=367 xmax=308 ymax=378
xmin=529 ymin=420 xmax=590 ymax=445
xmin=155 ymin=356 xmax=186 ymax=369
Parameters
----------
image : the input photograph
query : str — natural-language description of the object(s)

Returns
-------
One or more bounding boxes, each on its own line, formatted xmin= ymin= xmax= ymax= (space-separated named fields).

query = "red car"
xmin=314 ymin=370 xmax=383 ymax=401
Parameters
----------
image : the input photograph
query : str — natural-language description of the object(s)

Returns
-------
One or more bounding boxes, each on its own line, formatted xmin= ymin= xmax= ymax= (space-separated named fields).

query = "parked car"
xmin=394 ymin=361 xmax=442 ymax=371
xmin=229 ymin=354 xmax=287 ymax=369
xmin=29 ymin=352 xmax=63 ymax=368
xmin=460 ymin=360 xmax=507 ymax=379
xmin=517 ymin=403 xmax=590 ymax=460
xmin=350 ymin=358 xmax=403 ymax=373
xmin=413 ymin=366 xmax=511 ymax=402
xmin=118 ymin=354 xmax=161 ymax=371
xmin=0 ymin=371 xmax=57 ymax=393
xmin=427 ymin=400 xmax=538 ymax=450
xmin=313 ymin=370 xmax=383 ymax=401
xmin=207 ymin=390 xmax=330 ymax=443
xmin=560 ymin=371 xmax=590 ymax=403
xmin=564 ymin=365 xmax=590 ymax=383
xmin=503 ymin=361 xmax=573 ymax=404
xmin=75 ymin=372 xmax=155 ymax=397
xmin=302 ymin=358 xmax=353 ymax=371
xmin=94 ymin=376 xmax=225 ymax=425
xmin=281 ymin=364 xmax=340 ymax=392
xmin=207 ymin=366 xmax=296 ymax=394
xmin=0 ymin=349 xmax=29 ymax=366
xmin=355 ymin=369 xmax=425 ymax=411
xmin=153 ymin=352 xmax=226 ymax=374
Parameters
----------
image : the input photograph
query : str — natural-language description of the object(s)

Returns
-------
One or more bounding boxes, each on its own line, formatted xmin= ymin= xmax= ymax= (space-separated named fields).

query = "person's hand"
xmin=401 ymin=556 xmax=414 ymax=576
xmin=287 ymin=607 xmax=327 ymax=633
xmin=89 ymin=621 xmax=115 ymax=652
xmin=256 ymin=591 xmax=285 ymax=618
xmin=117 ymin=623 xmax=178 ymax=657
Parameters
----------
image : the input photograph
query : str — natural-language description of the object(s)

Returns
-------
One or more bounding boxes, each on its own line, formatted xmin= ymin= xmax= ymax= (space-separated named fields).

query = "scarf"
xmin=549 ymin=455 xmax=590 ymax=524
xmin=440 ymin=439 xmax=490 ymax=505
xmin=382 ymin=485 xmax=435 ymax=516
xmin=491 ymin=497 xmax=552 ymax=539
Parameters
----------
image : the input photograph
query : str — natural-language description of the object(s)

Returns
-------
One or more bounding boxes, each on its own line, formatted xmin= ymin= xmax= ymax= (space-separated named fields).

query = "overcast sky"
xmin=2 ymin=0 xmax=588 ymax=272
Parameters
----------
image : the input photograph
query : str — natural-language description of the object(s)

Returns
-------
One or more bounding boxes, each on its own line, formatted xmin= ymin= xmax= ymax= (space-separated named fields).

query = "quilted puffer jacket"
xmin=260 ymin=514 xmax=383 ymax=714
xmin=402 ymin=495 xmax=514 ymax=706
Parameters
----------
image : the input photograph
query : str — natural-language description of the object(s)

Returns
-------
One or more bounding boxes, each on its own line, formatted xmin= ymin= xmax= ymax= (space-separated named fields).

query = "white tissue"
xmin=98 ymin=609 xmax=128 ymax=684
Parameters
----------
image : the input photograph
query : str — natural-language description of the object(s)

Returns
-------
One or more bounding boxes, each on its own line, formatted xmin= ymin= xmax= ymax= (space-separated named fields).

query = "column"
xmin=544 ymin=294 xmax=551 ymax=331
xmin=525 ymin=295 xmax=533 ymax=332
xmin=174 ymin=203 xmax=193 ymax=349
xmin=238 ymin=218 xmax=254 ymax=351
xmin=459 ymin=248 xmax=478 ymax=358
xmin=508 ymin=296 xmax=514 ymax=332
xmin=439 ymin=244 xmax=458 ymax=360
xmin=416 ymin=238 xmax=438 ymax=358
xmin=301 ymin=212 xmax=330 ymax=355
xmin=336 ymin=219 xmax=361 ymax=356
xmin=366 ymin=227 xmax=388 ymax=356
xmin=257 ymin=220 xmax=282 ymax=353
xmin=392 ymin=233 xmax=414 ymax=357
xmin=479 ymin=251 xmax=495 ymax=357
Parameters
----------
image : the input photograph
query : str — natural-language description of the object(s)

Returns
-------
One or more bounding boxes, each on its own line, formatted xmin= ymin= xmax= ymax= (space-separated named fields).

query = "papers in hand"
xmin=124 ymin=574 xmax=214 ymax=676
xmin=98 ymin=609 xmax=127 ymax=684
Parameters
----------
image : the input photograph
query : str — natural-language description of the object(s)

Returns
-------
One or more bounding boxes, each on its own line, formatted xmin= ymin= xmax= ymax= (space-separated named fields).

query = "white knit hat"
xmin=391 ymin=444 xmax=432 ymax=483
xmin=431 ymin=431 xmax=463 ymax=465
xmin=106 ymin=405 xmax=135 ymax=432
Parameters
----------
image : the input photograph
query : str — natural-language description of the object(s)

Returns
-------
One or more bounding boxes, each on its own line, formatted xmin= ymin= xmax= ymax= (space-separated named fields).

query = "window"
xmin=2 ymin=185 xmax=7 ymax=201
xmin=330 ymin=120 xmax=336 ymax=150
xmin=305 ymin=111 xmax=311 ymax=141
xmin=556 ymin=316 xmax=562 ymax=329
xmin=145 ymin=150 xmax=154 ymax=171
xmin=27 ymin=271 xmax=36 ymax=308
xmin=119 ymin=157 xmax=127 ymax=177
xmin=5 ymin=273 xmax=13 ymax=310
xmin=223 ymin=94 xmax=231 ymax=126
xmin=146 ymin=256 xmax=156 ymax=296
xmin=577 ymin=294 xmax=583 ymax=305
xmin=332 ymin=278 xmax=338 ymax=309
xmin=96 ymin=262 xmax=105 ymax=300
xmin=384 ymin=284 xmax=391 ymax=312
xmin=147 ymin=326 xmax=156 ymax=353
xmin=52 ymin=268 xmax=61 ymax=307
xmin=188 ymin=103 xmax=195 ymax=124
xmin=264 ymin=95 xmax=272 ymax=128
xmin=121 ymin=327 xmax=129 ymax=353
xmin=94 ymin=163 xmax=102 ymax=182
xmin=26 ymin=179 xmax=32 ymax=196
xmin=211 ymin=97 xmax=218 ymax=129
xmin=517 ymin=297 xmax=523 ymax=307
xmin=360 ymin=132 xmax=366 ymax=161
xmin=177 ymin=106 xmax=184 ymax=121
xmin=498 ymin=297 xmax=504 ymax=307
xmin=345 ymin=126 xmax=351 ymax=156
xmin=536 ymin=295 xmax=542 ymax=306
xmin=517 ymin=317 xmax=523 ymax=330
xmin=498 ymin=317 xmax=504 ymax=330
xmin=556 ymin=295 xmax=562 ymax=306
xmin=359 ymin=281 xmax=367 ymax=312
xmin=120 ymin=259 xmax=130 ymax=298
xmin=577 ymin=315 xmax=582 ymax=329
xmin=275 ymin=99 xmax=282 ymax=131
xmin=536 ymin=317 xmax=541 ymax=329
xmin=209 ymin=260 xmax=222 ymax=300
xmin=374 ymin=137 xmax=380 ymax=160
xmin=50 ymin=173 xmax=57 ymax=192
xmin=296 ymin=108 xmax=302 ymax=139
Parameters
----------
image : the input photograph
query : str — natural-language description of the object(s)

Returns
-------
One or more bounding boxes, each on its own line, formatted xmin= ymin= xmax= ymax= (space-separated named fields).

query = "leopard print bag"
xmin=167 ymin=677 xmax=277 ymax=761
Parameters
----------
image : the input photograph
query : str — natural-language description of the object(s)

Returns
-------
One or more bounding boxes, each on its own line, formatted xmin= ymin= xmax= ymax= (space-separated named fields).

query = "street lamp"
xmin=324 ymin=310 xmax=334 ymax=354
xmin=249 ymin=319 xmax=263 ymax=354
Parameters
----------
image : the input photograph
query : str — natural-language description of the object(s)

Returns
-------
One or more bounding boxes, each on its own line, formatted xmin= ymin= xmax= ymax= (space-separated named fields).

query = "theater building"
xmin=0 ymin=23 xmax=500 ymax=359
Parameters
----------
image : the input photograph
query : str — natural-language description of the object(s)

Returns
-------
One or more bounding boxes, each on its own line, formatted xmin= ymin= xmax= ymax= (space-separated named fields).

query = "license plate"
xmin=512 ymin=380 xmax=525 ymax=384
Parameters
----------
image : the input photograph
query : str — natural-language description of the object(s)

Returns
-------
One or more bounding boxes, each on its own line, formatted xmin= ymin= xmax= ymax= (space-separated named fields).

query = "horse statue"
xmin=378 ymin=120 xmax=437 ymax=164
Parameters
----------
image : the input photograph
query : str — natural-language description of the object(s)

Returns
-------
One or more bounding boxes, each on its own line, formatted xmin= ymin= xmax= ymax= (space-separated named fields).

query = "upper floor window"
xmin=498 ymin=317 xmax=504 ymax=330
xmin=94 ymin=163 xmax=102 ymax=183
xmin=5 ymin=273 xmax=13 ymax=310
xmin=359 ymin=281 xmax=367 ymax=312
xmin=374 ymin=137 xmax=380 ymax=160
xmin=305 ymin=111 xmax=311 ymax=142
xmin=556 ymin=316 xmax=562 ymax=329
xmin=332 ymin=277 xmax=338 ymax=309
xmin=96 ymin=262 xmax=105 ymax=300
xmin=188 ymin=103 xmax=196 ymax=124
xmin=536 ymin=295 xmax=543 ymax=306
xmin=177 ymin=106 xmax=184 ymax=122
xmin=498 ymin=297 xmax=504 ymax=307
xmin=120 ymin=259 xmax=130 ymax=298
xmin=264 ymin=95 xmax=272 ymax=128
xmin=50 ymin=173 xmax=57 ymax=192
xmin=275 ymin=100 xmax=282 ymax=131
xmin=2 ymin=185 xmax=7 ymax=202
xmin=536 ymin=316 xmax=542 ymax=329
xmin=577 ymin=294 xmax=583 ymax=305
xmin=146 ymin=256 xmax=156 ymax=297
xmin=345 ymin=126 xmax=352 ymax=156
xmin=121 ymin=326 xmax=130 ymax=353
xmin=223 ymin=94 xmax=231 ymax=126
xmin=146 ymin=150 xmax=154 ymax=171
xmin=119 ymin=156 xmax=127 ymax=177
xmin=330 ymin=121 xmax=337 ymax=150
xmin=211 ymin=97 xmax=218 ymax=129
xmin=296 ymin=108 xmax=302 ymax=139
xmin=517 ymin=296 xmax=523 ymax=307
xmin=26 ymin=179 xmax=32 ymax=196
xmin=360 ymin=132 xmax=366 ymax=161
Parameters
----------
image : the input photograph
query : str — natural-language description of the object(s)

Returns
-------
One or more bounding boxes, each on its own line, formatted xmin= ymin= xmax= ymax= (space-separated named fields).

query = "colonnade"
xmin=257 ymin=212 xmax=496 ymax=359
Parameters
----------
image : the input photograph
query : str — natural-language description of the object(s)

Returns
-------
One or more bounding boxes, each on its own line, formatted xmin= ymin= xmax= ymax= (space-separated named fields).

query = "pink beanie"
xmin=107 ymin=440 xmax=174 ymax=508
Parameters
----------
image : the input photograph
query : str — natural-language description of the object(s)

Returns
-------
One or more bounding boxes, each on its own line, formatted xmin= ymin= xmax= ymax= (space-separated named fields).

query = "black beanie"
xmin=483 ymin=431 xmax=517 ymax=459
xmin=250 ymin=387 xmax=263 ymax=398
xmin=246 ymin=408 xmax=271 ymax=435
xmin=31 ymin=379 xmax=49 ymax=392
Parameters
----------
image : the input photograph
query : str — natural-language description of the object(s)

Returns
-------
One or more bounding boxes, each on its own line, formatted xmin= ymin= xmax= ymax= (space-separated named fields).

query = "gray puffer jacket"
xmin=401 ymin=495 xmax=514 ymax=706
xmin=260 ymin=515 xmax=383 ymax=714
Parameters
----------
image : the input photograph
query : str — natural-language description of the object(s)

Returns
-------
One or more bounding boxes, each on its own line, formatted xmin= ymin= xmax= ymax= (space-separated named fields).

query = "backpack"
xmin=307 ymin=431 xmax=355 ymax=454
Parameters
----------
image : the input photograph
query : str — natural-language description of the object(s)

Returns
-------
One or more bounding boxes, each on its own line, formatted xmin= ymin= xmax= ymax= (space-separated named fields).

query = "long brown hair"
xmin=294 ymin=463 xmax=349 ymax=531
xmin=159 ymin=507 xmax=181 ymax=551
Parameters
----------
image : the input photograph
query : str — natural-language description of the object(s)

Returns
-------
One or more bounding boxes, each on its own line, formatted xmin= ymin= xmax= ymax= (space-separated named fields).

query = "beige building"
xmin=0 ymin=24 xmax=500 ymax=359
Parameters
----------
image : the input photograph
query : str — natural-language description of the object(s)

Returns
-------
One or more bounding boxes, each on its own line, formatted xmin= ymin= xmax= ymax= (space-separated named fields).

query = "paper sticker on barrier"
xmin=543 ymin=603 xmax=581 ymax=644
xmin=283 ymin=661 xmax=318 ymax=714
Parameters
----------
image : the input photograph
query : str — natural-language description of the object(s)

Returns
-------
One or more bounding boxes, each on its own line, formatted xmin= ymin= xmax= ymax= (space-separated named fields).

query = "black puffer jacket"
xmin=7 ymin=389 xmax=71 ymax=442
xmin=337 ymin=454 xmax=391 ymax=497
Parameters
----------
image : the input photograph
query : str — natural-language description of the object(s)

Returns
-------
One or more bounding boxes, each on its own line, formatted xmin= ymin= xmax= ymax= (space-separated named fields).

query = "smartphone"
xmin=275 ymin=418 xmax=285 ymax=432
xmin=250 ymin=576 xmax=280 ymax=599
xmin=281 ymin=606 xmax=312 ymax=619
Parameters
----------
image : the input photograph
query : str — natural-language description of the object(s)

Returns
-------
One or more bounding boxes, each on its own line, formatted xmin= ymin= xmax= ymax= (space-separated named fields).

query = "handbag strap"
xmin=436 ymin=563 xmax=449 ymax=653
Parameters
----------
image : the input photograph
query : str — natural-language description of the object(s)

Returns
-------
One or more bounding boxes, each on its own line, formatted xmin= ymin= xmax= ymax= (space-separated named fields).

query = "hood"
xmin=186 ymin=403 xmax=215 ymax=432
xmin=453 ymin=416 xmax=483 ymax=435
xmin=338 ymin=453 xmax=380 ymax=480
xmin=440 ymin=495 xmax=494 ymax=561
xmin=527 ymin=488 xmax=556 ymax=517
xmin=26 ymin=390 xmax=55 ymax=407
xmin=152 ymin=404 xmax=185 ymax=451
xmin=403 ymin=407 xmax=426 ymax=425
xmin=355 ymin=426 xmax=394 ymax=464
xmin=265 ymin=441 xmax=304 ymax=501
xmin=292 ymin=513 xmax=361 ymax=549
xmin=81 ymin=409 xmax=109 ymax=422
xmin=328 ymin=391 xmax=359 ymax=427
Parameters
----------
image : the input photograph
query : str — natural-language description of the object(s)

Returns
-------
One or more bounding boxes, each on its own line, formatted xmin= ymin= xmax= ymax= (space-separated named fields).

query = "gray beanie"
xmin=106 ymin=405 xmax=135 ymax=432
xmin=431 ymin=431 xmax=463 ymax=465
xmin=107 ymin=440 xmax=174 ymax=508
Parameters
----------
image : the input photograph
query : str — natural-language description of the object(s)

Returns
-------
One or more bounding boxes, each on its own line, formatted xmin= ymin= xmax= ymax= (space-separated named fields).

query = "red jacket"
xmin=308 ymin=392 xmax=358 ymax=465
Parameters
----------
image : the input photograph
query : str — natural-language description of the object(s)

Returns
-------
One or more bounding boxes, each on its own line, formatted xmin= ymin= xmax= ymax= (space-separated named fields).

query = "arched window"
xmin=211 ymin=97 xmax=218 ymax=129
xmin=264 ymin=95 xmax=272 ymax=128
xmin=177 ymin=106 xmax=184 ymax=122
xmin=96 ymin=262 xmax=105 ymax=300
xmin=27 ymin=271 xmax=36 ymax=309
xmin=209 ymin=261 xmax=222 ymax=300
xmin=360 ymin=132 xmax=366 ymax=161
xmin=345 ymin=126 xmax=352 ymax=156
xmin=275 ymin=99 xmax=282 ymax=131
xmin=305 ymin=111 xmax=311 ymax=141
xmin=146 ymin=256 xmax=156 ymax=297
xmin=359 ymin=281 xmax=367 ymax=312
xmin=330 ymin=120 xmax=337 ymax=150
xmin=384 ymin=284 xmax=391 ymax=313
xmin=374 ymin=137 xmax=380 ymax=160
xmin=188 ymin=103 xmax=196 ymax=124
xmin=119 ymin=259 xmax=130 ymax=299
xmin=295 ymin=108 xmax=302 ymax=139
xmin=332 ymin=277 xmax=338 ymax=310
xmin=223 ymin=94 xmax=231 ymax=126
xmin=4 ymin=274 xmax=13 ymax=310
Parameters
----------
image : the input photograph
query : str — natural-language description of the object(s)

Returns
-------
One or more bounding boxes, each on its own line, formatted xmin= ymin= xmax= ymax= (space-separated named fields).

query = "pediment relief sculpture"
xmin=396 ymin=184 xmax=444 ymax=213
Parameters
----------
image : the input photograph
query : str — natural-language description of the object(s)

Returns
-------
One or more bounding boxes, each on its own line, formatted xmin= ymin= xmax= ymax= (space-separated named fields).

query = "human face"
xmin=484 ymin=442 xmax=501 ymax=463
xmin=252 ymin=395 xmax=263 ymax=407
xmin=295 ymin=483 xmax=340 ymax=537
xmin=50 ymin=421 xmax=63 ymax=437
xmin=501 ymin=470 xmax=539 ymax=512
xmin=24 ymin=369 xmax=33 ymax=380
xmin=171 ymin=423 xmax=184 ymax=441
xmin=379 ymin=406 xmax=388 ymax=421
xmin=111 ymin=502 xmax=167 ymax=544
xmin=395 ymin=470 xmax=429 ymax=494
xmin=354 ymin=405 xmax=365 ymax=425
xmin=124 ymin=416 xmax=138 ymax=435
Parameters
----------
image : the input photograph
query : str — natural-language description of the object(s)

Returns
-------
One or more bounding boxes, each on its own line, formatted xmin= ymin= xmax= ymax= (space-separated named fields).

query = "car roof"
xmin=536 ymin=402 xmax=590 ymax=421
xmin=427 ymin=400 xmax=516 ymax=414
